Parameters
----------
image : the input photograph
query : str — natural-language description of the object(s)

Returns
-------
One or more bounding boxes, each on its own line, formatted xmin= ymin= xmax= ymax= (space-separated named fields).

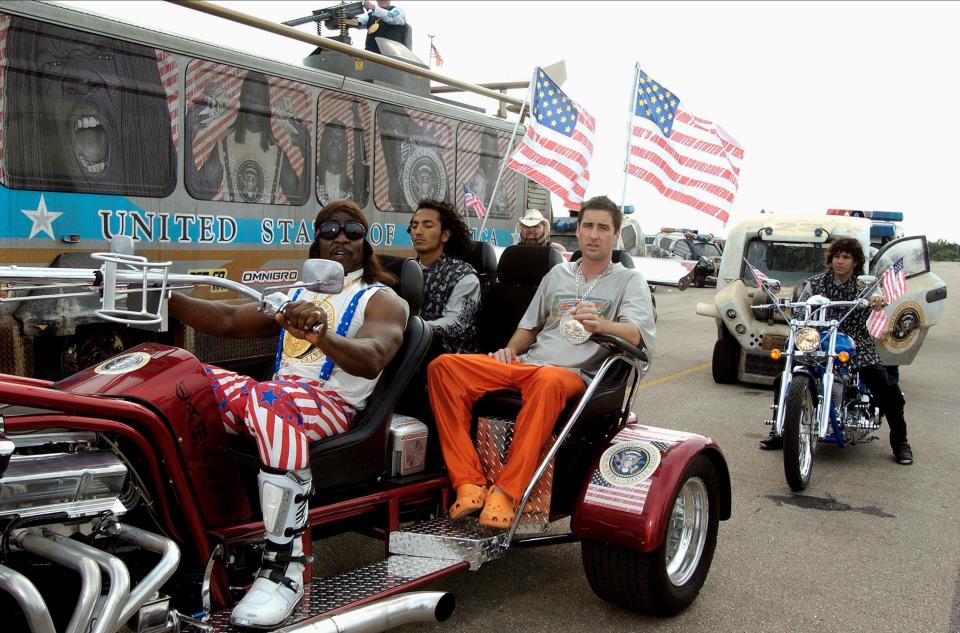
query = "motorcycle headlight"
xmin=795 ymin=327 xmax=820 ymax=352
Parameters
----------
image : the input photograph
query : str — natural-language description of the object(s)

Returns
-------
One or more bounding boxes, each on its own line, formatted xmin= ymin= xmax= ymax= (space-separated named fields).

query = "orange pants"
xmin=427 ymin=354 xmax=586 ymax=502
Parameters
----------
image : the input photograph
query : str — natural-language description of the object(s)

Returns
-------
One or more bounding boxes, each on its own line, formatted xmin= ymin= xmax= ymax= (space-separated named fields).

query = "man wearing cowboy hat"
xmin=517 ymin=209 xmax=566 ymax=253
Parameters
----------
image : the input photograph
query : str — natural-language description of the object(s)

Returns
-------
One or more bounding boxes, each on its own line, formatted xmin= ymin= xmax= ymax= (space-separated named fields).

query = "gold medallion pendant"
xmin=281 ymin=297 xmax=337 ymax=360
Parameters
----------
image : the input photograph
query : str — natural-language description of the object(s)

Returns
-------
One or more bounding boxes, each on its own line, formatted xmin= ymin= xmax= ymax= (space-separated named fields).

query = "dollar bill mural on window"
xmin=456 ymin=123 xmax=518 ymax=220
xmin=374 ymin=106 xmax=453 ymax=213
xmin=184 ymin=60 xmax=311 ymax=205
xmin=317 ymin=92 xmax=371 ymax=208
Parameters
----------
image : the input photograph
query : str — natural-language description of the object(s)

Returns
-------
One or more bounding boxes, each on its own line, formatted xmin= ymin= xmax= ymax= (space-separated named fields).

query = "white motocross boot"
xmin=230 ymin=468 xmax=313 ymax=629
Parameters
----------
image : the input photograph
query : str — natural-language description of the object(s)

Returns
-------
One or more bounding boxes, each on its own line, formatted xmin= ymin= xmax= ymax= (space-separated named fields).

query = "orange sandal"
xmin=450 ymin=484 xmax=487 ymax=519
xmin=479 ymin=487 xmax=516 ymax=529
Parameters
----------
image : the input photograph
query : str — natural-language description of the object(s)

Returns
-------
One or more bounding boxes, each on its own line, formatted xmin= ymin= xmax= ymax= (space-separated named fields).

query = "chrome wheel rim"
xmin=665 ymin=476 xmax=709 ymax=586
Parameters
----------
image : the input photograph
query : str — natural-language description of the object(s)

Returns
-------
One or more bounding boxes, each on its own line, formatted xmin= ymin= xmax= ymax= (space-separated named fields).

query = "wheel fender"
xmin=571 ymin=425 xmax=731 ymax=553
xmin=788 ymin=368 xmax=820 ymax=402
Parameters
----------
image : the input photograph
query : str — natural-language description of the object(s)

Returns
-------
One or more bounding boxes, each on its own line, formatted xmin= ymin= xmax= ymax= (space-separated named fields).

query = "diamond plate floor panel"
xmin=388 ymin=516 xmax=510 ymax=570
xmin=206 ymin=555 xmax=461 ymax=632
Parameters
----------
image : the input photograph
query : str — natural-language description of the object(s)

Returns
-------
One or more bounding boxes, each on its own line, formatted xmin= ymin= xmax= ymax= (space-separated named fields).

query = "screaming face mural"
xmin=0 ymin=15 xmax=177 ymax=197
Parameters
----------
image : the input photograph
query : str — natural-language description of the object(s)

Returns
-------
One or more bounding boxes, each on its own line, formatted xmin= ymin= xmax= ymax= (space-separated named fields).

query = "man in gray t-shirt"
xmin=428 ymin=195 xmax=656 ymax=529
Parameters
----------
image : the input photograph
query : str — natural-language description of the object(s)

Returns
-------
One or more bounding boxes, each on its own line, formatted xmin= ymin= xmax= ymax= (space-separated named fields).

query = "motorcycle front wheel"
xmin=782 ymin=375 xmax=817 ymax=491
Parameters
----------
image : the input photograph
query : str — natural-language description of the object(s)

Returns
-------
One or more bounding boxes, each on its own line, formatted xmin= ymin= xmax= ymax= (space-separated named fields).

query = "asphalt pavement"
xmin=319 ymin=262 xmax=960 ymax=633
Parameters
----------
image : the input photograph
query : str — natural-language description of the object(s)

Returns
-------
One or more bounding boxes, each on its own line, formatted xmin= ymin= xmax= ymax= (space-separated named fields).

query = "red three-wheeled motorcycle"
xmin=0 ymin=239 xmax=730 ymax=632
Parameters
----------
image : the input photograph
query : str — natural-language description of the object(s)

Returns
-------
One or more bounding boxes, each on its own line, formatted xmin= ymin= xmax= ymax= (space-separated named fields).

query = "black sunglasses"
xmin=316 ymin=219 xmax=367 ymax=241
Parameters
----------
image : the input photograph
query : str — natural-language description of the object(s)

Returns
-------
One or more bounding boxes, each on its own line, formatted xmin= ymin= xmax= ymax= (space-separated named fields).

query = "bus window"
xmin=0 ymin=14 xmax=177 ymax=197
xmin=456 ymin=124 xmax=518 ymax=220
xmin=374 ymin=105 xmax=453 ymax=212
xmin=184 ymin=61 xmax=311 ymax=205
xmin=317 ymin=92 xmax=370 ymax=208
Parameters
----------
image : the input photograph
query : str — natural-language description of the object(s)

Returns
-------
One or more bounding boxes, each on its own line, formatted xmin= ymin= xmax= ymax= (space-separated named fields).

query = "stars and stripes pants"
xmin=203 ymin=365 xmax=356 ymax=471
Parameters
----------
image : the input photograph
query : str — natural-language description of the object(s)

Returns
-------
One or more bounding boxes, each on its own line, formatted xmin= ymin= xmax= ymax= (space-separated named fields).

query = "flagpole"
xmin=477 ymin=68 xmax=535 ymax=239
xmin=619 ymin=63 xmax=640 ymax=209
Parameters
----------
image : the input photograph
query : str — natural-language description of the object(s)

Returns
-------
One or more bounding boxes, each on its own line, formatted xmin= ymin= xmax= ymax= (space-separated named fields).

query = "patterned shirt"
xmin=799 ymin=271 xmax=881 ymax=368
xmin=420 ymin=255 xmax=480 ymax=354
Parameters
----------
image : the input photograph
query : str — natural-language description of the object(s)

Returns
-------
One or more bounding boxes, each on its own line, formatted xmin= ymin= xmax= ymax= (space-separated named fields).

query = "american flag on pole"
xmin=743 ymin=258 xmax=770 ymax=290
xmin=866 ymin=258 xmax=906 ymax=338
xmin=430 ymin=43 xmax=443 ymax=68
xmin=626 ymin=66 xmax=744 ymax=225
xmin=506 ymin=67 xmax=595 ymax=211
xmin=464 ymin=184 xmax=487 ymax=218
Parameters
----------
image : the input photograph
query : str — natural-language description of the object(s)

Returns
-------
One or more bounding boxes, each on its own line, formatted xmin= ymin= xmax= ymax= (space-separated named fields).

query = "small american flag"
xmin=584 ymin=470 xmax=652 ymax=515
xmin=881 ymin=257 xmax=906 ymax=303
xmin=464 ymin=185 xmax=487 ymax=218
xmin=626 ymin=66 xmax=744 ymax=225
xmin=430 ymin=43 xmax=443 ymax=68
xmin=866 ymin=258 xmax=906 ymax=338
xmin=507 ymin=67 xmax=595 ymax=211
xmin=744 ymin=258 xmax=770 ymax=290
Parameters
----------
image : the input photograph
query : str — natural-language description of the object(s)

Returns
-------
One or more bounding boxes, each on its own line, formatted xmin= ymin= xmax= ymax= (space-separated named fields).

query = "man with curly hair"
xmin=409 ymin=199 xmax=480 ymax=354
xmin=759 ymin=237 xmax=913 ymax=465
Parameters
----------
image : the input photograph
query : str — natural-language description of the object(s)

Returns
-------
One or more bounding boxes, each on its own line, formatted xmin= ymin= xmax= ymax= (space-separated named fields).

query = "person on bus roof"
xmin=169 ymin=200 xmax=407 ymax=628
xmin=327 ymin=1 xmax=407 ymax=55
xmin=428 ymin=196 xmax=655 ymax=529
xmin=409 ymin=198 xmax=481 ymax=355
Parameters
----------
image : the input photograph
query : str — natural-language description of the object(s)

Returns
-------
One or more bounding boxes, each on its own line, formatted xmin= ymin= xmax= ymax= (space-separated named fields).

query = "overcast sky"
xmin=59 ymin=1 xmax=960 ymax=241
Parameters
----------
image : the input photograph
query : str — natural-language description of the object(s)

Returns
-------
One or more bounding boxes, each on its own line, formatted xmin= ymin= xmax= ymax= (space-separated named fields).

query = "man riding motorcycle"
xmin=759 ymin=237 xmax=913 ymax=465
xmin=168 ymin=199 xmax=408 ymax=628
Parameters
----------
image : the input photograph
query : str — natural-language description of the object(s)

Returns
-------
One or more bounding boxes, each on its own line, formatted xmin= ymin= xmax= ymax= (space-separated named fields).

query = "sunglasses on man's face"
xmin=316 ymin=220 xmax=367 ymax=241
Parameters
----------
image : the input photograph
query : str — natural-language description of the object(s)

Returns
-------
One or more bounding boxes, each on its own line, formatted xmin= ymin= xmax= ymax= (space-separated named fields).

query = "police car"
xmin=649 ymin=228 xmax=723 ymax=287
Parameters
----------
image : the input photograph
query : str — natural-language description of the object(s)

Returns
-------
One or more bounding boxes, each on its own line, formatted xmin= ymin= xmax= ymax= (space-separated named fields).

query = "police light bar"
xmin=870 ymin=223 xmax=897 ymax=239
xmin=826 ymin=209 xmax=904 ymax=222
xmin=660 ymin=227 xmax=700 ymax=234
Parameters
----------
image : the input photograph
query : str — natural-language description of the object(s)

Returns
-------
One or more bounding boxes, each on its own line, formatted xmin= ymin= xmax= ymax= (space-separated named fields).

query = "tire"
xmin=782 ymin=375 xmax=817 ymax=491
xmin=711 ymin=338 xmax=738 ymax=384
xmin=581 ymin=455 xmax=720 ymax=616
xmin=60 ymin=326 xmax=127 ymax=377
xmin=693 ymin=271 xmax=706 ymax=288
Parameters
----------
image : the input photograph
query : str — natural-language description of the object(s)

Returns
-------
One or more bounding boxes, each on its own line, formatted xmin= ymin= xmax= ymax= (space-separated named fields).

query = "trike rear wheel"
xmin=580 ymin=455 xmax=720 ymax=615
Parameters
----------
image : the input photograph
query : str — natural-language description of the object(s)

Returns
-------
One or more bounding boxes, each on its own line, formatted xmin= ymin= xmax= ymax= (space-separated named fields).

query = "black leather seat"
xmin=463 ymin=241 xmax=498 ymax=299
xmin=309 ymin=257 xmax=430 ymax=493
xmin=475 ymin=245 xmax=564 ymax=353
xmin=570 ymin=249 xmax=635 ymax=269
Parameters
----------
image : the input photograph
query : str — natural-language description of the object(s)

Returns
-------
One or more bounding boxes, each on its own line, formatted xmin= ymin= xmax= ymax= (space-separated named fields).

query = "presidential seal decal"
xmin=599 ymin=440 xmax=661 ymax=487
xmin=94 ymin=351 xmax=151 ymax=375
xmin=885 ymin=300 xmax=925 ymax=350
xmin=401 ymin=147 xmax=446 ymax=210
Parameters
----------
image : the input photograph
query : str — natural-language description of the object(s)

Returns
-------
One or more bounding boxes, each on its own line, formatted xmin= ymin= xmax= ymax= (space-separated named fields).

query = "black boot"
xmin=893 ymin=441 xmax=913 ymax=465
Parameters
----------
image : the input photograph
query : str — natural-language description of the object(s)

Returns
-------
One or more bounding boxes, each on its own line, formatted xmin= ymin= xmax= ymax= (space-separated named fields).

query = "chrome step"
xmin=389 ymin=517 xmax=509 ymax=570
xmin=206 ymin=555 xmax=461 ymax=632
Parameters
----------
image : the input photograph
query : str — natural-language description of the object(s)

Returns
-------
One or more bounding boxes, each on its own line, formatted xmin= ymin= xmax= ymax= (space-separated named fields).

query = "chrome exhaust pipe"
xmin=276 ymin=591 xmax=455 ymax=633
xmin=14 ymin=532 xmax=103 ymax=633
xmin=49 ymin=531 xmax=131 ymax=633
xmin=0 ymin=563 xmax=56 ymax=633
xmin=108 ymin=521 xmax=181 ymax=626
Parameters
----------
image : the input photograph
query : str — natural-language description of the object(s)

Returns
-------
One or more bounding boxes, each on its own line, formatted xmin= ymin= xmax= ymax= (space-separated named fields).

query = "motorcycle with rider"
xmin=755 ymin=237 xmax=913 ymax=492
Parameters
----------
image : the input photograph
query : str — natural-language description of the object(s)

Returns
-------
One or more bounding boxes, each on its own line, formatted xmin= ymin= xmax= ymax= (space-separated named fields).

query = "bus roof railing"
xmin=169 ymin=0 xmax=525 ymax=109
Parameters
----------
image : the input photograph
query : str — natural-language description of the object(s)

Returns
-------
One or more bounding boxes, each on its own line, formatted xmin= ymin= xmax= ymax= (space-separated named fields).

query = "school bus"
xmin=0 ymin=1 xmax=546 ymax=378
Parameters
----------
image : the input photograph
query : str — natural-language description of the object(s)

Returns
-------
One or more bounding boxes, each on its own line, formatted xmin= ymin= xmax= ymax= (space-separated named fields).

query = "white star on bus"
xmin=21 ymin=195 xmax=63 ymax=239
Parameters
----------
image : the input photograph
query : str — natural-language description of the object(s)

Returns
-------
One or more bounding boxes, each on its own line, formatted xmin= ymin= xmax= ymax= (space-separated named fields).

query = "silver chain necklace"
xmin=560 ymin=262 xmax=612 ymax=345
